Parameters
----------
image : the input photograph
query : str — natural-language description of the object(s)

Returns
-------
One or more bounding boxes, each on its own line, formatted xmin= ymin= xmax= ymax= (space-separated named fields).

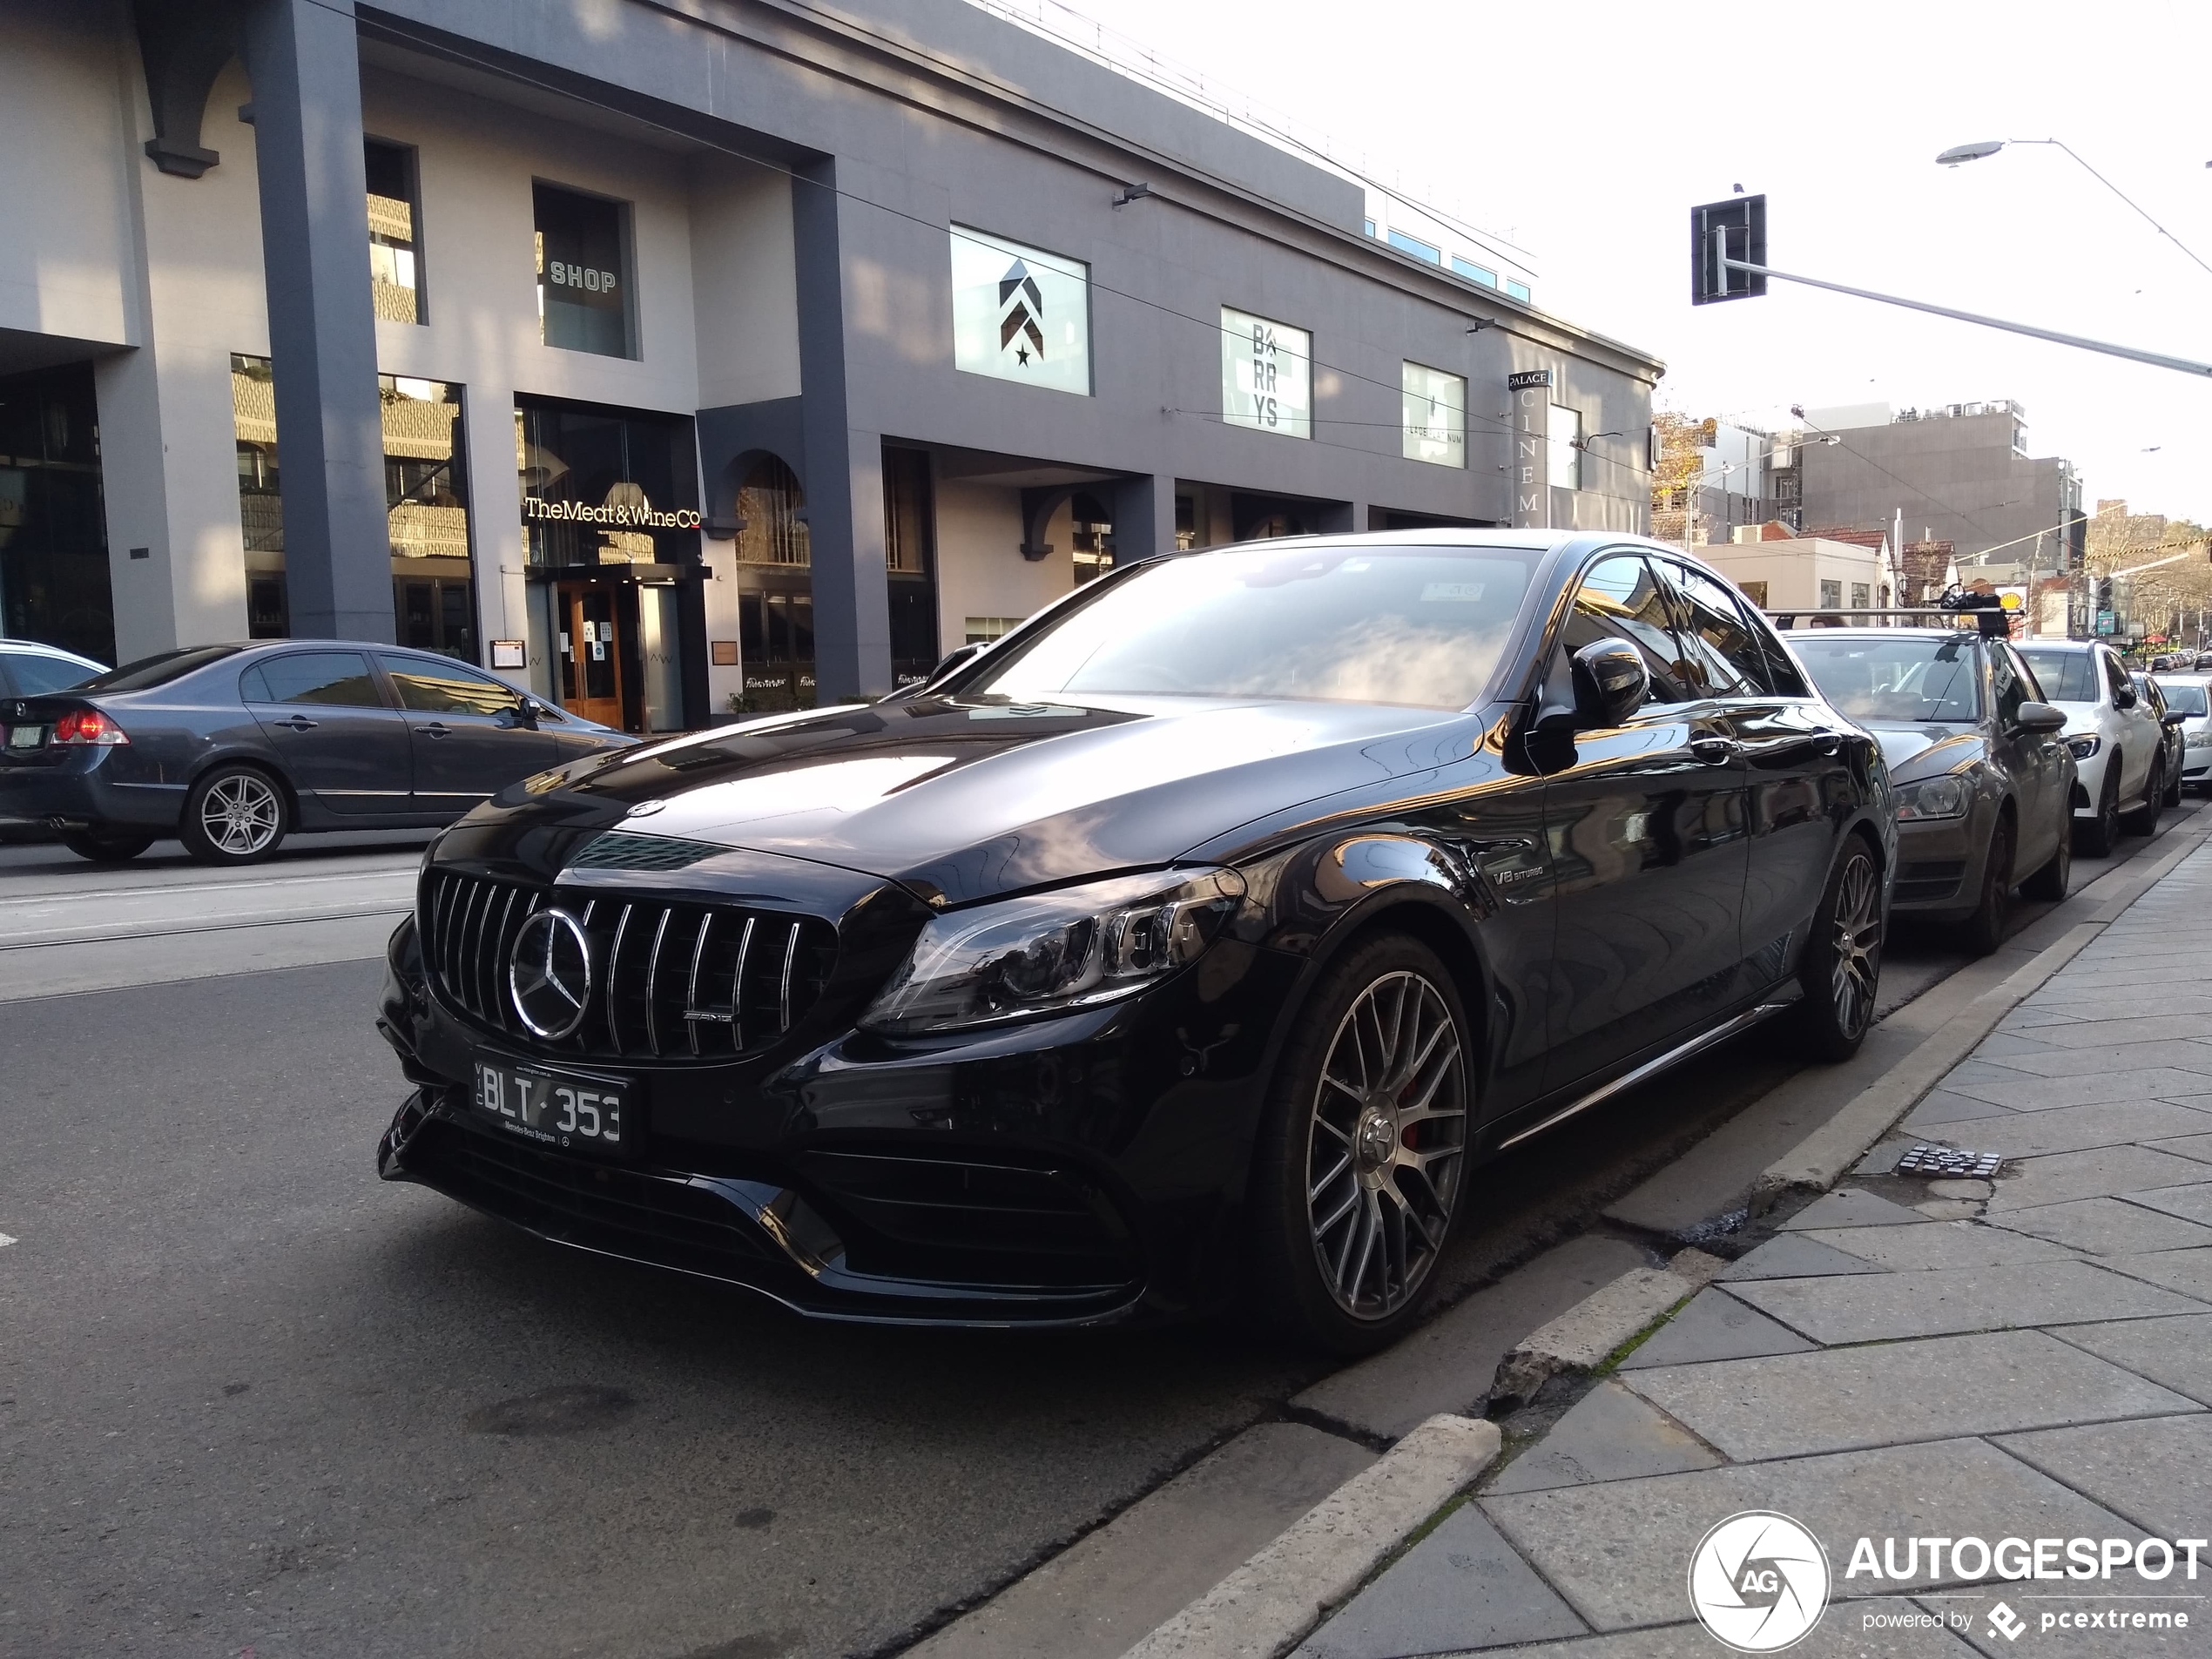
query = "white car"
xmin=2015 ymin=641 xmax=2172 ymax=856
xmin=2153 ymin=673 xmax=2212 ymax=792
xmin=0 ymin=637 xmax=105 ymax=698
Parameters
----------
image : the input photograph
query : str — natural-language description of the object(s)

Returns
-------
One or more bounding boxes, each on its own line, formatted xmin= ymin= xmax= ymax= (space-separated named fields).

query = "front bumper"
xmin=1889 ymin=811 xmax=1983 ymax=912
xmin=376 ymin=914 xmax=1295 ymax=1327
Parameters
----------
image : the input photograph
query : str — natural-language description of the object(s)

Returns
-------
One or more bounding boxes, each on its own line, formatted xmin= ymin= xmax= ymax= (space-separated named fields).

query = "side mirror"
xmin=497 ymin=699 xmax=539 ymax=731
xmin=2015 ymin=700 xmax=2067 ymax=734
xmin=1570 ymin=638 xmax=1650 ymax=729
xmin=2114 ymin=685 xmax=2139 ymax=710
xmin=2163 ymin=709 xmax=2189 ymax=726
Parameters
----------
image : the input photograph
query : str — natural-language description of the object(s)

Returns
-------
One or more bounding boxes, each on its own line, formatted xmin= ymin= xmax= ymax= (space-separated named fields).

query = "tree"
xmin=2087 ymin=500 xmax=2212 ymax=643
xmin=1649 ymin=412 xmax=1713 ymax=545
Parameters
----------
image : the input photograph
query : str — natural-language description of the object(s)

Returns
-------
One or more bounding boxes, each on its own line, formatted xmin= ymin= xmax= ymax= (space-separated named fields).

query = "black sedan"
xmin=0 ymin=641 xmax=628 ymax=864
xmin=376 ymin=532 xmax=1893 ymax=1352
xmin=1785 ymin=628 xmax=2074 ymax=953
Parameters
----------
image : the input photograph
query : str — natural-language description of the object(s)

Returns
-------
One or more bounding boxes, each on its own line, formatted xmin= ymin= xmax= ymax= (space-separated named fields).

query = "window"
xmin=1450 ymin=255 xmax=1498 ymax=288
xmin=1792 ymin=635 xmax=1980 ymax=723
xmin=1548 ymin=404 xmax=1583 ymax=491
xmin=882 ymin=445 xmax=938 ymax=685
xmin=2155 ymin=679 xmax=2208 ymax=717
xmin=517 ymin=400 xmax=700 ymax=570
xmin=2101 ymin=650 xmax=2131 ymax=705
xmin=241 ymin=651 xmax=383 ymax=708
xmin=2017 ymin=648 xmax=2097 ymax=702
xmin=732 ymin=455 xmax=808 ymax=568
xmin=1557 ymin=554 xmax=1691 ymax=707
xmin=365 ymin=138 xmax=422 ymax=324
xmin=1363 ymin=218 xmax=1376 ymax=238
xmin=1069 ymin=490 xmax=1114 ymax=585
xmin=534 ymin=182 xmax=632 ymax=357
xmin=1737 ymin=580 xmax=1770 ymax=608
xmin=1666 ymin=560 xmax=1771 ymax=695
xmin=1818 ymin=578 xmax=1844 ymax=610
xmin=83 ymin=646 xmax=241 ymax=693
xmin=965 ymin=616 xmax=1022 ymax=644
xmin=1990 ymin=643 xmax=2027 ymax=727
xmin=1221 ymin=307 xmax=1312 ymax=438
xmin=377 ymin=653 xmax=517 ymax=715
xmin=1386 ymin=229 xmax=1441 ymax=265
xmin=1850 ymin=583 xmax=1871 ymax=618
xmin=6 ymin=652 xmax=93 ymax=695
xmin=1401 ymin=362 xmax=1466 ymax=468
xmin=1505 ymin=279 xmax=1532 ymax=304
xmin=949 ymin=226 xmax=1091 ymax=395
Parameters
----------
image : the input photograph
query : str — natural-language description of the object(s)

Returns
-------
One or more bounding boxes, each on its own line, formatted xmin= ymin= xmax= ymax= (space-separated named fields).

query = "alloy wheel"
xmin=1305 ymin=970 xmax=1467 ymax=1321
xmin=1829 ymin=850 xmax=1882 ymax=1037
xmin=199 ymin=772 xmax=282 ymax=857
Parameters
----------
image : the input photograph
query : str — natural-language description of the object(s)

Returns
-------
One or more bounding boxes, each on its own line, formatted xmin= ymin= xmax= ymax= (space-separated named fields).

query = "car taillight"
xmin=52 ymin=708 xmax=128 ymax=745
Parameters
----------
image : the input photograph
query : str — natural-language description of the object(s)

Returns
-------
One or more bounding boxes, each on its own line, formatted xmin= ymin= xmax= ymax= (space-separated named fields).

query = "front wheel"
xmin=2020 ymin=808 xmax=2071 ymax=902
xmin=2075 ymin=760 xmax=2120 ymax=858
xmin=1250 ymin=934 xmax=1472 ymax=1354
xmin=59 ymin=829 xmax=156 ymax=863
xmin=1960 ymin=817 xmax=2014 ymax=957
xmin=1793 ymin=837 xmax=1883 ymax=1062
xmin=179 ymin=765 xmax=288 ymax=865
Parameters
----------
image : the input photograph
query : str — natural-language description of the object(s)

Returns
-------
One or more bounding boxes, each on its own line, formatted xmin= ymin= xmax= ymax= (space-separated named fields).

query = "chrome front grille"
xmin=421 ymin=870 xmax=837 ymax=1062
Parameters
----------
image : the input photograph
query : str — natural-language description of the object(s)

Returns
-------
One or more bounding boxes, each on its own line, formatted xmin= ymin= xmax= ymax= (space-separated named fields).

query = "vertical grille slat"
xmin=417 ymin=874 xmax=836 ymax=1065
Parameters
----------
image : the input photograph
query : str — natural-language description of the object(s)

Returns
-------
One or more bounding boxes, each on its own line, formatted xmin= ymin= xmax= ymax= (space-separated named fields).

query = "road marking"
xmin=0 ymin=1233 xmax=17 ymax=1248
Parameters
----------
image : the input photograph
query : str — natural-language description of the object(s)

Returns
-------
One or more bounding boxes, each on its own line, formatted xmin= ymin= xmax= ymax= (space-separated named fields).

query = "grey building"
xmin=1781 ymin=401 xmax=2086 ymax=577
xmin=0 ymin=0 xmax=1659 ymax=731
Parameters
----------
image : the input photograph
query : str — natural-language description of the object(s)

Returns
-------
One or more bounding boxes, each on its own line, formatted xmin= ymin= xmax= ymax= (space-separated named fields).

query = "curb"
xmin=1750 ymin=815 xmax=2212 ymax=1210
xmin=1117 ymin=1413 xmax=1501 ymax=1659
xmin=1488 ymin=1249 xmax=1724 ymax=1406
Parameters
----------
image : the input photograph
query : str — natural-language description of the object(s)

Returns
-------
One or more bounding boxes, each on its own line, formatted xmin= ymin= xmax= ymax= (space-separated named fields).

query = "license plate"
xmin=5 ymin=725 xmax=44 ymax=750
xmin=468 ymin=1055 xmax=633 ymax=1158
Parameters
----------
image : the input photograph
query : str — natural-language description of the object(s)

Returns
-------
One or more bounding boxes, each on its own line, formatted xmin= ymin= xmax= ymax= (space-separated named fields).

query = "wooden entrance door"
xmin=555 ymin=582 xmax=625 ymax=728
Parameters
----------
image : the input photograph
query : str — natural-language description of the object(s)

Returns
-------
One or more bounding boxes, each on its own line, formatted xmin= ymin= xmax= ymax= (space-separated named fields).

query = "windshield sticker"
xmin=1420 ymin=582 xmax=1487 ymax=602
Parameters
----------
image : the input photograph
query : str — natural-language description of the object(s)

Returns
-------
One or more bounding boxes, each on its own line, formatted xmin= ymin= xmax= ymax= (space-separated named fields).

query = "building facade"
xmin=1783 ymin=401 xmax=2086 ymax=579
xmin=0 ymin=0 xmax=1660 ymax=731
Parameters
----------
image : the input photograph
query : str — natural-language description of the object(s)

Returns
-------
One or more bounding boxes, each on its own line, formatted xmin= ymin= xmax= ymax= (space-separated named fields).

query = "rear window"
xmin=1789 ymin=634 xmax=1980 ymax=723
xmin=2155 ymin=679 xmax=2209 ymax=717
xmin=5 ymin=651 xmax=97 ymax=695
xmin=78 ymin=645 xmax=242 ymax=693
xmin=2016 ymin=648 xmax=2099 ymax=703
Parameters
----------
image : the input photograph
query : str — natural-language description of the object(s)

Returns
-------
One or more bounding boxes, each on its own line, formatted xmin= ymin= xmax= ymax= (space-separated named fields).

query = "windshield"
xmin=2155 ymin=679 xmax=2209 ymax=717
xmin=1789 ymin=635 xmax=1980 ymax=723
xmin=965 ymin=543 xmax=1540 ymax=709
xmin=2016 ymin=648 xmax=2099 ymax=703
xmin=78 ymin=645 xmax=243 ymax=694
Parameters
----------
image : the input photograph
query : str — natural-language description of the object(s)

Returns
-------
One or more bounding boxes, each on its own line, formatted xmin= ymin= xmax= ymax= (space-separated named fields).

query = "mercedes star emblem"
xmin=508 ymin=908 xmax=593 ymax=1039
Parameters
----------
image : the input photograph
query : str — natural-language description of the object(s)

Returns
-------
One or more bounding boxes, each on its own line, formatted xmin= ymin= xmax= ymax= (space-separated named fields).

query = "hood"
xmin=462 ymin=693 xmax=1476 ymax=906
xmin=1859 ymin=722 xmax=1986 ymax=782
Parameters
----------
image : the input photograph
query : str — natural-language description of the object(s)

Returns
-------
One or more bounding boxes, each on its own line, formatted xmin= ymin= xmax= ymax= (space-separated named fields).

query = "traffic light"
xmin=1691 ymin=195 xmax=1767 ymax=305
xmin=2097 ymin=577 xmax=2114 ymax=610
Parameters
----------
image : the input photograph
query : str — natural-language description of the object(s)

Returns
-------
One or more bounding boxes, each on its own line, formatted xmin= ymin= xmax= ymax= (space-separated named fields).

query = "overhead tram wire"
xmin=321 ymin=0 xmax=1627 ymax=476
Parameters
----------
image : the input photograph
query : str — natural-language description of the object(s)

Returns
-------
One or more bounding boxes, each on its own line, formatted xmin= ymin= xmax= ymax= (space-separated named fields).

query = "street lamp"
xmin=1936 ymin=138 xmax=2212 ymax=283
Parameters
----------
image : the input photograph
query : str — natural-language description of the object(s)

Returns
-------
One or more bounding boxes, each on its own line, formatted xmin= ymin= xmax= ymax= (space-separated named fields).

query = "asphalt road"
xmin=0 ymin=808 xmax=2194 ymax=1659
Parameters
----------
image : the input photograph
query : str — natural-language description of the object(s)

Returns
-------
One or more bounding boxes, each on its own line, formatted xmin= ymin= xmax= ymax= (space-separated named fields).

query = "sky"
xmin=1032 ymin=0 xmax=2212 ymax=528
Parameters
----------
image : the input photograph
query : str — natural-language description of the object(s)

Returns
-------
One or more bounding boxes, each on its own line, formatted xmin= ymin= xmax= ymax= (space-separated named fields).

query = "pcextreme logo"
xmin=1689 ymin=1511 xmax=1831 ymax=1652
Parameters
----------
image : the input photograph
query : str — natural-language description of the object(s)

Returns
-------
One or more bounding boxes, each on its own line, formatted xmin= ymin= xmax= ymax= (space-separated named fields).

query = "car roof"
xmin=0 ymin=638 xmax=105 ymax=667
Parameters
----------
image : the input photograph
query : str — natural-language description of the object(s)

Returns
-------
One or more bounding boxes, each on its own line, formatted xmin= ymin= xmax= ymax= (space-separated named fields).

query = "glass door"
xmin=556 ymin=581 xmax=625 ymax=728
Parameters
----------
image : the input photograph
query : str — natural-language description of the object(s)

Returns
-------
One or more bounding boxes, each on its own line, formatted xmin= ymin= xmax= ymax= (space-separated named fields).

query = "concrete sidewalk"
xmin=1295 ymin=845 xmax=2212 ymax=1658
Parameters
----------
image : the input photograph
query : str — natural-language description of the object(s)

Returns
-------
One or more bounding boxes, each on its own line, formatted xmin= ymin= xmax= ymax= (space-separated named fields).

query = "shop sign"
xmin=1221 ymin=307 xmax=1312 ymax=438
xmin=951 ymin=226 xmax=1092 ymax=395
xmin=524 ymin=496 xmax=702 ymax=530
xmin=1508 ymin=370 xmax=1552 ymax=528
xmin=1402 ymin=361 xmax=1467 ymax=468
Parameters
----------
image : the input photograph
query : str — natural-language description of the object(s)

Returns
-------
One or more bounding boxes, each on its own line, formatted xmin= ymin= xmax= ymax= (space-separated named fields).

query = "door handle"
xmin=422 ymin=722 xmax=452 ymax=739
xmin=1812 ymin=732 xmax=1841 ymax=757
xmin=273 ymin=715 xmax=317 ymax=732
xmin=1690 ymin=736 xmax=1741 ymax=765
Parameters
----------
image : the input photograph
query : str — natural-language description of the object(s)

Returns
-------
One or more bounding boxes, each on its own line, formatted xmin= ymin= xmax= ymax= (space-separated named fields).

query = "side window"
xmin=378 ymin=654 xmax=519 ymax=716
xmin=8 ymin=652 xmax=95 ymax=695
xmin=246 ymin=651 xmax=383 ymax=707
xmin=2101 ymin=651 xmax=2131 ymax=705
xmin=1665 ymin=560 xmax=1774 ymax=695
xmin=1556 ymin=553 xmax=1693 ymax=707
xmin=1989 ymin=644 xmax=2026 ymax=727
xmin=2004 ymin=645 xmax=2047 ymax=705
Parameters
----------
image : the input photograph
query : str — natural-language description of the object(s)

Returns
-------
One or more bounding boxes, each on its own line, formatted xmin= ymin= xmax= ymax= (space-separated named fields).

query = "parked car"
xmin=2133 ymin=673 xmax=2187 ymax=810
xmin=2194 ymin=651 xmax=2212 ymax=671
xmin=2152 ymin=674 xmax=2212 ymax=792
xmin=0 ymin=641 xmax=630 ymax=865
xmin=1787 ymin=628 xmax=2073 ymax=953
xmin=2015 ymin=641 xmax=2173 ymax=856
xmin=0 ymin=637 xmax=105 ymax=696
xmin=377 ymin=531 xmax=1895 ymax=1352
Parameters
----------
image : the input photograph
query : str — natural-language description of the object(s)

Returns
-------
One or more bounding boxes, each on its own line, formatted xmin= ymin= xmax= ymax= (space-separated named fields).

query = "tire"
xmin=2166 ymin=758 xmax=2184 ymax=807
xmin=2020 ymin=807 xmax=2072 ymax=902
xmin=1249 ymin=934 xmax=1472 ymax=1354
xmin=59 ymin=829 xmax=156 ymax=863
xmin=1960 ymin=815 xmax=2013 ymax=957
xmin=2122 ymin=757 xmax=2163 ymax=838
xmin=179 ymin=765 xmax=288 ymax=865
xmin=1792 ymin=835 xmax=1884 ymax=1062
xmin=2075 ymin=759 xmax=2119 ymax=859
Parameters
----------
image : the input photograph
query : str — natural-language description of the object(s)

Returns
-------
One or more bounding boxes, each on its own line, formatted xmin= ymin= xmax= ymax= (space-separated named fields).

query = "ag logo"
xmin=1688 ymin=1511 xmax=1831 ymax=1652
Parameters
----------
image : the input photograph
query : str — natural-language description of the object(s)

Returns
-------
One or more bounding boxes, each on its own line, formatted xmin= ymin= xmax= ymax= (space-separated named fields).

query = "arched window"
xmin=737 ymin=456 xmax=809 ymax=566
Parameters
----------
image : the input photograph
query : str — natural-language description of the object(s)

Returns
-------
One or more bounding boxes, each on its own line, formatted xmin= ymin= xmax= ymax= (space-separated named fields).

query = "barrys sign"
xmin=524 ymin=496 xmax=702 ymax=530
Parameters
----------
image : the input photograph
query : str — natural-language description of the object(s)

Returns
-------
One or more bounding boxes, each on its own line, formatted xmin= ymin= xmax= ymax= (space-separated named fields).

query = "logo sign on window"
xmin=545 ymin=262 xmax=618 ymax=296
xmin=1402 ymin=361 xmax=1467 ymax=468
xmin=950 ymin=226 xmax=1091 ymax=395
xmin=1221 ymin=307 xmax=1312 ymax=438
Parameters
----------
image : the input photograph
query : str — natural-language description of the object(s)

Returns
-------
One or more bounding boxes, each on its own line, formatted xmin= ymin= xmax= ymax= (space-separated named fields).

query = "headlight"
xmin=2187 ymin=731 xmax=2212 ymax=749
xmin=860 ymin=867 xmax=1247 ymax=1035
xmin=1894 ymin=774 xmax=1969 ymax=821
xmin=2067 ymin=733 xmax=2101 ymax=760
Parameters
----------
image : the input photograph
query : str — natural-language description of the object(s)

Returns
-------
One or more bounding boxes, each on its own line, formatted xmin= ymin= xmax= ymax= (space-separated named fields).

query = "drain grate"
xmin=1896 ymin=1143 xmax=2003 ymax=1179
